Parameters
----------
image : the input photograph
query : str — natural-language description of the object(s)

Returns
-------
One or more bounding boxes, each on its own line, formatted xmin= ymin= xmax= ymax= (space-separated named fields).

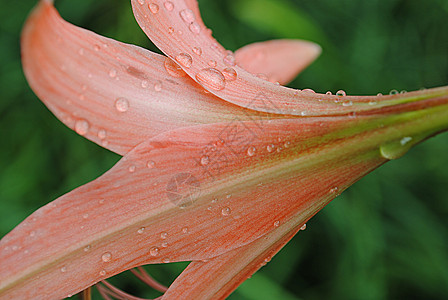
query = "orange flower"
xmin=1 ymin=0 xmax=447 ymax=299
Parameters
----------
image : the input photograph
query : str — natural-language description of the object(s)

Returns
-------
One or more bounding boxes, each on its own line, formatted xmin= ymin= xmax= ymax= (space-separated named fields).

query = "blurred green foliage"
xmin=0 ymin=0 xmax=447 ymax=299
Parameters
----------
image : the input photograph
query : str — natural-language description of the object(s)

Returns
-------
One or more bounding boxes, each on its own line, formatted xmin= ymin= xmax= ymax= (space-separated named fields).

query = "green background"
xmin=1 ymin=0 xmax=447 ymax=299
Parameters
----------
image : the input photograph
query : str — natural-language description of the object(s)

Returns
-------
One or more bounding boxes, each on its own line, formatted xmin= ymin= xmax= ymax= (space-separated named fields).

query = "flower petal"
xmin=163 ymin=224 xmax=303 ymax=299
xmin=131 ymin=0 xmax=448 ymax=116
xmin=234 ymin=39 xmax=321 ymax=85
xmin=0 ymin=114 xmax=394 ymax=298
xmin=22 ymin=1 xmax=266 ymax=155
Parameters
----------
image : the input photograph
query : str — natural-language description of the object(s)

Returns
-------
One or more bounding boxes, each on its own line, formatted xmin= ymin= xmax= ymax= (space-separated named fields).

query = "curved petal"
xmin=163 ymin=224 xmax=303 ymax=299
xmin=22 ymin=1 xmax=269 ymax=156
xmin=8 ymin=99 xmax=448 ymax=298
xmin=131 ymin=0 xmax=448 ymax=116
xmin=235 ymin=39 xmax=321 ymax=85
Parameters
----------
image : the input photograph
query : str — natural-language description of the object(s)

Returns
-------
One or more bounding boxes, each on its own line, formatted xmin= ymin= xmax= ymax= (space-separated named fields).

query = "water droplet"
xmin=380 ymin=138 xmax=414 ymax=160
xmin=154 ymin=81 xmax=162 ymax=91
xmin=60 ymin=266 xmax=67 ymax=273
xmin=161 ymin=242 xmax=168 ymax=248
xmin=195 ymin=68 xmax=225 ymax=91
xmin=336 ymin=90 xmax=346 ymax=96
xmin=208 ymin=60 xmax=217 ymax=67
xmin=149 ymin=246 xmax=160 ymax=256
xmin=182 ymin=227 xmax=189 ymax=234
xmin=223 ymin=52 xmax=236 ymax=66
xmin=146 ymin=160 xmax=156 ymax=169
xmin=108 ymin=69 xmax=117 ymax=78
xmin=29 ymin=231 xmax=36 ymax=237
xmin=82 ymin=213 xmax=89 ymax=219
xmin=267 ymin=144 xmax=275 ymax=152
xmin=175 ymin=53 xmax=193 ymax=68
xmin=137 ymin=227 xmax=145 ymax=234
xmin=141 ymin=80 xmax=149 ymax=88
xmin=330 ymin=187 xmax=339 ymax=194
xmin=342 ymin=100 xmax=353 ymax=106
xmin=273 ymin=221 xmax=280 ymax=227
xmin=221 ymin=207 xmax=231 ymax=216
xmin=180 ymin=9 xmax=195 ymax=23
xmin=189 ymin=22 xmax=201 ymax=34
xmin=302 ymin=88 xmax=315 ymax=93
xmin=300 ymin=224 xmax=307 ymax=230
xmin=162 ymin=257 xmax=170 ymax=263
xmin=164 ymin=1 xmax=174 ymax=11
xmin=164 ymin=57 xmax=186 ymax=77
xmin=192 ymin=47 xmax=202 ymax=56
xmin=84 ymin=245 xmax=91 ymax=252
xmin=75 ymin=119 xmax=89 ymax=136
xmin=94 ymin=44 xmax=101 ymax=51
xmin=99 ymin=270 xmax=106 ymax=276
xmin=128 ymin=165 xmax=136 ymax=173
xmin=168 ymin=27 xmax=175 ymax=34
xmin=326 ymin=91 xmax=332 ymax=95
xmin=98 ymin=129 xmax=107 ymax=140
xmin=247 ymin=146 xmax=256 ymax=157
xmin=138 ymin=0 xmax=145 ymax=4
xmin=222 ymin=68 xmax=237 ymax=81
xmin=115 ymin=97 xmax=129 ymax=112
xmin=369 ymin=99 xmax=378 ymax=105
xmin=389 ymin=89 xmax=399 ymax=95
xmin=200 ymin=155 xmax=210 ymax=165
xmin=101 ymin=252 xmax=112 ymax=262
xmin=160 ymin=232 xmax=168 ymax=239
xmin=376 ymin=93 xmax=383 ymax=97
xmin=148 ymin=3 xmax=159 ymax=13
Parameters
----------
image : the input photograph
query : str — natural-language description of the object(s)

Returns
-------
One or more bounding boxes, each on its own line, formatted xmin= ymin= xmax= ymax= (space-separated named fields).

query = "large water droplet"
xmin=336 ymin=90 xmax=346 ymax=96
xmin=149 ymin=246 xmax=160 ymax=256
xmin=115 ymin=97 xmax=129 ymax=112
xmin=196 ymin=68 xmax=225 ymax=91
xmin=389 ymin=89 xmax=399 ymax=95
xmin=175 ymin=53 xmax=193 ymax=68
xmin=221 ymin=207 xmax=231 ymax=216
xmin=162 ymin=257 xmax=170 ymax=263
xmin=75 ymin=119 xmax=89 ymax=136
xmin=192 ymin=47 xmax=202 ymax=56
xmin=179 ymin=9 xmax=195 ymax=23
xmin=164 ymin=57 xmax=186 ymax=77
xmin=148 ymin=3 xmax=159 ymax=14
xmin=380 ymin=137 xmax=414 ymax=160
xmin=300 ymin=224 xmax=307 ymax=231
xmin=101 ymin=252 xmax=112 ymax=262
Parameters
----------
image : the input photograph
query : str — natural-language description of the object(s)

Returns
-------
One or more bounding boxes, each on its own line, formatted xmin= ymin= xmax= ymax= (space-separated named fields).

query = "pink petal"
xmin=0 ymin=115 xmax=388 ymax=298
xmin=164 ymin=225 xmax=303 ymax=299
xmin=22 ymin=1 xmax=266 ymax=156
xmin=131 ymin=0 xmax=447 ymax=116
xmin=235 ymin=39 xmax=321 ymax=85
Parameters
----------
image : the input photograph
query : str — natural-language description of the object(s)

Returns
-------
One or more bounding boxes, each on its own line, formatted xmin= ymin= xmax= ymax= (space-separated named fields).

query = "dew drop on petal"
xmin=179 ymin=9 xmax=195 ymax=23
xmin=141 ymin=80 xmax=149 ymax=88
xmin=189 ymin=22 xmax=201 ymax=34
xmin=168 ymin=27 xmax=175 ymax=34
xmin=267 ymin=144 xmax=275 ymax=152
xmin=161 ymin=242 xmax=168 ymax=248
xmin=300 ymin=224 xmax=307 ymax=231
xmin=302 ymin=88 xmax=315 ymax=93
xmin=99 ymin=270 xmax=106 ymax=276
xmin=98 ymin=129 xmax=107 ymax=140
xmin=336 ymin=90 xmax=346 ymax=96
xmin=208 ymin=60 xmax=217 ymax=67
xmin=223 ymin=52 xmax=236 ymax=66
xmin=389 ymin=89 xmax=399 ymax=95
xmin=154 ymin=81 xmax=162 ymax=91
xmin=162 ymin=257 xmax=170 ymax=263
xmin=128 ymin=165 xmax=136 ymax=173
xmin=222 ymin=68 xmax=237 ymax=81
xmin=94 ymin=44 xmax=101 ymax=52
xmin=164 ymin=1 xmax=174 ymax=11
xmin=84 ymin=245 xmax=91 ymax=252
xmin=108 ymin=69 xmax=117 ymax=78
xmin=60 ymin=266 xmax=67 ymax=273
xmin=175 ymin=53 xmax=193 ymax=68
xmin=221 ymin=207 xmax=231 ymax=216
xmin=148 ymin=3 xmax=159 ymax=13
xmin=342 ymin=100 xmax=353 ymax=106
xmin=149 ymin=246 xmax=160 ymax=256
xmin=101 ymin=252 xmax=112 ymax=262
xmin=192 ymin=47 xmax=202 ymax=56
xmin=164 ymin=57 xmax=186 ymax=77
xmin=200 ymin=155 xmax=210 ymax=166
xmin=75 ymin=119 xmax=89 ymax=136
xmin=137 ymin=227 xmax=145 ymax=234
xmin=196 ymin=68 xmax=225 ymax=91
xmin=326 ymin=91 xmax=332 ymax=95
xmin=182 ymin=227 xmax=189 ymax=234
xmin=247 ymin=146 xmax=256 ymax=157
xmin=160 ymin=232 xmax=168 ymax=239
xmin=137 ymin=0 xmax=145 ymax=4
xmin=147 ymin=160 xmax=155 ymax=169
xmin=115 ymin=97 xmax=129 ymax=112
xmin=273 ymin=221 xmax=280 ymax=227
